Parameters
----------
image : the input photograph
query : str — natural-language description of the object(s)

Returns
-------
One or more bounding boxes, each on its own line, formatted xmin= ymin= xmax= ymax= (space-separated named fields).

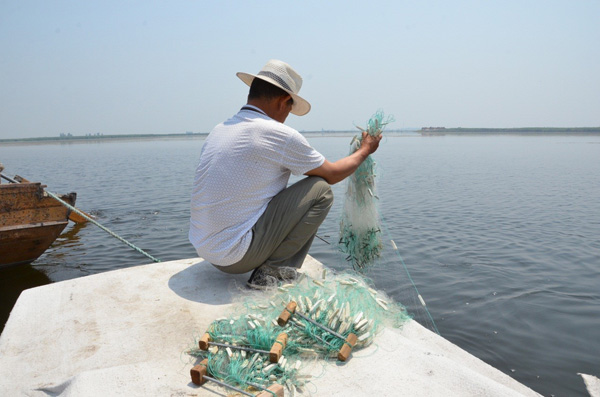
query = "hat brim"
xmin=236 ymin=72 xmax=311 ymax=116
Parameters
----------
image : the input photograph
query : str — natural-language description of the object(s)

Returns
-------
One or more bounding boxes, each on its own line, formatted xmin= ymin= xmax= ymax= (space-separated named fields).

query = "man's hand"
xmin=359 ymin=131 xmax=382 ymax=155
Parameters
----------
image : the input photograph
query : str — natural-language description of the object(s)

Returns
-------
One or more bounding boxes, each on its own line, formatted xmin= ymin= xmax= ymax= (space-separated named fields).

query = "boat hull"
xmin=0 ymin=182 xmax=76 ymax=268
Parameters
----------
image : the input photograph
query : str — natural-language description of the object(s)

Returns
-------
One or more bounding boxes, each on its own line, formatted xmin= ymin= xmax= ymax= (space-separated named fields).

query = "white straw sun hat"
xmin=236 ymin=59 xmax=311 ymax=116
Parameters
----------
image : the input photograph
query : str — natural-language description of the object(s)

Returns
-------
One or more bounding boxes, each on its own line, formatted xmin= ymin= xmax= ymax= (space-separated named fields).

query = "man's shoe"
xmin=246 ymin=269 xmax=278 ymax=290
xmin=246 ymin=265 xmax=298 ymax=290
xmin=273 ymin=266 xmax=298 ymax=283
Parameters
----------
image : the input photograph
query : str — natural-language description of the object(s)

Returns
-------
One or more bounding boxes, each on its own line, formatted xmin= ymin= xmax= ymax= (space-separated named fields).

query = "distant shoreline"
xmin=419 ymin=127 xmax=600 ymax=135
xmin=0 ymin=133 xmax=210 ymax=146
xmin=0 ymin=131 xmax=384 ymax=145
xmin=1 ymin=127 xmax=600 ymax=145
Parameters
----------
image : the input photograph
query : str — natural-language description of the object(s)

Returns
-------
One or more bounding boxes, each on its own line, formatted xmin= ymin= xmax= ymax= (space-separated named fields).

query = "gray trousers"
xmin=213 ymin=176 xmax=333 ymax=274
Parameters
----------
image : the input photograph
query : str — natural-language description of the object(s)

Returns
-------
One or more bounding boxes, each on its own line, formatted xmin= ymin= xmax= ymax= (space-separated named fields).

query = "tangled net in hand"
xmin=339 ymin=110 xmax=394 ymax=272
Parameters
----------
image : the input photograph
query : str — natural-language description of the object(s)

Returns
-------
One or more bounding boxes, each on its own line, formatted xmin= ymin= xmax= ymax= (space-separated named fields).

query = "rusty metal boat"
xmin=0 ymin=177 xmax=76 ymax=268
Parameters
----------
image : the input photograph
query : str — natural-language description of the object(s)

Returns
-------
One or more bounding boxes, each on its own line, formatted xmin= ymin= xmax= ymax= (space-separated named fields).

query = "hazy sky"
xmin=1 ymin=1 xmax=599 ymax=139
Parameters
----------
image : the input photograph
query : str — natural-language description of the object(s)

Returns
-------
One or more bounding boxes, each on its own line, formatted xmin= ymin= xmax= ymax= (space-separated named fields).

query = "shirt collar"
xmin=240 ymin=104 xmax=268 ymax=116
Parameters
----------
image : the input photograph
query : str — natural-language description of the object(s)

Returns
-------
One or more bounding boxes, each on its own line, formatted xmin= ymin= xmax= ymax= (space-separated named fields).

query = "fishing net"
xmin=188 ymin=270 xmax=410 ymax=395
xmin=339 ymin=110 xmax=394 ymax=272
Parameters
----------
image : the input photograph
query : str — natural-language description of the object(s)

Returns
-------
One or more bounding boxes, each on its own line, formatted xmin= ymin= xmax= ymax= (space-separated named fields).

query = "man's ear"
xmin=279 ymin=94 xmax=293 ymax=110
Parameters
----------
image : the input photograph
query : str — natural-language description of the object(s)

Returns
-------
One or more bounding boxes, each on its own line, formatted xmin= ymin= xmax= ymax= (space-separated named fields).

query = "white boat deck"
xmin=0 ymin=256 xmax=544 ymax=396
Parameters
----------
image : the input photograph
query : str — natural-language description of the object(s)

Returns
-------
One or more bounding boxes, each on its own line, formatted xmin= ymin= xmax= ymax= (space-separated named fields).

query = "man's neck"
xmin=246 ymin=99 xmax=275 ymax=119
xmin=246 ymin=95 xmax=292 ymax=123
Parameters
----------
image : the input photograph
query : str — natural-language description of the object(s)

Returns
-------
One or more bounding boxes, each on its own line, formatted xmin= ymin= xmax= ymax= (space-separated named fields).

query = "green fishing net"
xmin=339 ymin=110 xmax=394 ymax=272
xmin=188 ymin=270 xmax=410 ymax=395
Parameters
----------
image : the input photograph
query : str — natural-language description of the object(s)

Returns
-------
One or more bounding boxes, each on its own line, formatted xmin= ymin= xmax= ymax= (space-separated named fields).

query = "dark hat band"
xmin=257 ymin=71 xmax=293 ymax=92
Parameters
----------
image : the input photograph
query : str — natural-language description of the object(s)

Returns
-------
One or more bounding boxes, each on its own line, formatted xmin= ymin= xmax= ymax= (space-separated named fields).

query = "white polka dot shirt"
xmin=189 ymin=105 xmax=325 ymax=266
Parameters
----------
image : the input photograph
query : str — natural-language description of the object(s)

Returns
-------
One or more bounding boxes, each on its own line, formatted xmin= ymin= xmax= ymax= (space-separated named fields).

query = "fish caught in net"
xmin=188 ymin=270 xmax=410 ymax=395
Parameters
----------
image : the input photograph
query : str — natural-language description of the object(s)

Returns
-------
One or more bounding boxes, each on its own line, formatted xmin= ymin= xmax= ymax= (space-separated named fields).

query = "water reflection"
xmin=53 ymin=222 xmax=86 ymax=248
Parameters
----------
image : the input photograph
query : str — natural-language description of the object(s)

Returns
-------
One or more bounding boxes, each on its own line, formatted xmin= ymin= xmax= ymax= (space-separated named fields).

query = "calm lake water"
xmin=1 ymin=134 xmax=599 ymax=396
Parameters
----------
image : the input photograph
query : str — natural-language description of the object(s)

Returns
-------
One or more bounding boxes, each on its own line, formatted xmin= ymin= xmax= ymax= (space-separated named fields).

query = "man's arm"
xmin=305 ymin=132 xmax=382 ymax=185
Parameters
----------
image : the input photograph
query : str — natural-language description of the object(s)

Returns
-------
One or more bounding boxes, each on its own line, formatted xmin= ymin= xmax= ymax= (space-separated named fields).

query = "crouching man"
xmin=189 ymin=59 xmax=381 ymax=288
